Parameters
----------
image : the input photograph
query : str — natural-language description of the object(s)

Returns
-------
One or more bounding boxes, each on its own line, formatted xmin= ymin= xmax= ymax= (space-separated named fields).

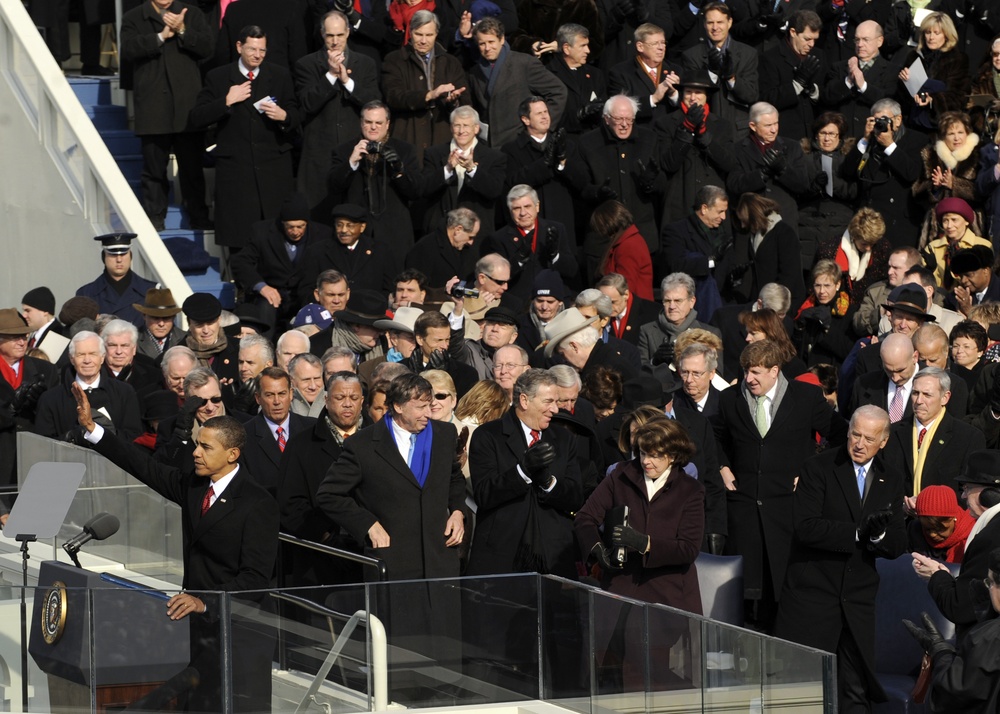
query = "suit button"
xmin=757 ymin=500 xmax=762 ymax=506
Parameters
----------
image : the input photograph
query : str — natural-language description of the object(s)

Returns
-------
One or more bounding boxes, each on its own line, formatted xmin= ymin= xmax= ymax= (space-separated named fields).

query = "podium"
xmin=29 ymin=561 xmax=190 ymax=711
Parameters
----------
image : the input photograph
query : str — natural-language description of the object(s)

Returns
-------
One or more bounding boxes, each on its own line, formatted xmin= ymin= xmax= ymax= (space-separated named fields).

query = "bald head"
xmin=880 ymin=333 xmax=918 ymax=387
xmin=913 ymin=324 xmax=949 ymax=369
xmin=854 ymin=20 xmax=883 ymax=61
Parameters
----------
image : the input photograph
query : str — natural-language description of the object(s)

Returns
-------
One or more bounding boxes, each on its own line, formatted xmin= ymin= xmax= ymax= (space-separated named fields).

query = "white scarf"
xmin=840 ymin=229 xmax=872 ymax=282
xmin=450 ymin=137 xmax=478 ymax=192
xmin=966 ymin=501 xmax=1000 ymax=550
xmin=933 ymin=132 xmax=979 ymax=170
xmin=751 ymin=212 xmax=782 ymax=253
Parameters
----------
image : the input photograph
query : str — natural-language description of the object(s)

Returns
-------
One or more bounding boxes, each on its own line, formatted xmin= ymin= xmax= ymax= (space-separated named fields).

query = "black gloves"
xmin=537 ymin=225 xmax=559 ymax=267
xmin=683 ymin=103 xmax=707 ymax=135
xmin=582 ymin=177 xmax=618 ymax=203
xmin=798 ymin=304 xmax=832 ymax=331
xmin=174 ymin=396 xmax=206 ymax=441
xmin=427 ymin=348 xmax=449 ymax=371
xmin=577 ymin=101 xmax=604 ymax=124
xmin=651 ymin=339 xmax=675 ymax=366
xmin=612 ymin=524 xmax=649 ymax=553
xmin=633 ymin=158 xmax=659 ymax=192
xmin=231 ymin=380 xmax=257 ymax=414
xmin=706 ymin=534 xmax=726 ymax=555
xmin=811 ymin=170 xmax=829 ymax=192
xmin=334 ymin=0 xmax=360 ymax=23
xmin=611 ymin=0 xmax=635 ymax=23
xmin=859 ymin=507 xmax=893 ymax=540
xmin=523 ymin=441 xmax=556 ymax=486
xmin=707 ymin=47 xmax=732 ymax=78
xmin=590 ymin=542 xmax=620 ymax=570
xmin=718 ymin=50 xmax=734 ymax=79
xmin=542 ymin=137 xmax=557 ymax=167
xmin=9 ymin=376 xmax=47 ymax=416
xmin=793 ymin=54 xmax=821 ymax=91
xmin=381 ymin=145 xmax=403 ymax=176
xmin=552 ymin=128 xmax=567 ymax=165
xmin=761 ymin=146 xmax=786 ymax=177
xmin=903 ymin=612 xmax=955 ymax=659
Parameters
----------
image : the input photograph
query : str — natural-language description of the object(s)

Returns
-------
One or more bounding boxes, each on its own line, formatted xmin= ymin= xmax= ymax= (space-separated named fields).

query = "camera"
xmin=450 ymin=281 xmax=480 ymax=299
xmin=366 ymin=140 xmax=382 ymax=156
xmin=873 ymin=116 xmax=891 ymax=134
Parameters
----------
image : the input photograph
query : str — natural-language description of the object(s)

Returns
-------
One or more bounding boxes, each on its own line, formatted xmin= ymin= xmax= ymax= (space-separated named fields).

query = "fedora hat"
xmin=0 ymin=309 xmax=32 ymax=336
xmin=679 ymin=69 xmax=719 ymax=92
xmin=375 ymin=305 xmax=424 ymax=333
xmin=955 ymin=450 xmax=1000 ymax=486
xmin=543 ymin=308 xmax=598 ymax=357
xmin=335 ymin=289 xmax=389 ymax=326
xmin=134 ymin=288 xmax=182 ymax=317
xmin=882 ymin=285 xmax=935 ymax=322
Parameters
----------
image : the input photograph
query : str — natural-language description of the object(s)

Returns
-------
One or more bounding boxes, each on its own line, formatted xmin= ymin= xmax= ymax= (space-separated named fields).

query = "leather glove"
xmin=9 ymin=375 xmax=47 ymax=416
xmin=859 ymin=507 xmax=893 ymax=540
xmin=798 ymin=305 xmax=832 ymax=331
xmin=576 ymin=100 xmax=604 ymax=123
xmin=333 ymin=0 xmax=360 ymax=24
xmin=793 ymin=54 xmax=821 ymax=89
xmin=523 ymin=441 xmax=557 ymax=485
xmin=582 ymin=177 xmax=618 ymax=203
xmin=683 ymin=102 xmax=706 ymax=135
xmin=675 ymin=122 xmax=695 ymax=144
xmin=552 ymin=128 xmax=567 ymax=164
xmin=231 ymin=379 xmax=257 ymax=414
xmin=174 ymin=396 xmax=206 ymax=441
xmin=724 ymin=262 xmax=751 ymax=293
xmin=707 ymin=534 xmax=726 ymax=555
xmin=381 ymin=145 xmax=403 ymax=176
xmin=612 ymin=524 xmax=649 ymax=553
xmin=542 ymin=137 xmax=557 ymax=167
xmin=718 ymin=49 xmax=734 ymax=79
xmin=611 ymin=0 xmax=635 ymax=23
xmin=761 ymin=146 xmax=786 ymax=176
xmin=633 ymin=158 xmax=659 ymax=192
xmin=758 ymin=12 xmax=785 ymax=29
xmin=903 ymin=612 xmax=955 ymax=659
xmin=427 ymin=348 xmax=449 ymax=370
xmin=538 ymin=225 xmax=559 ymax=267
xmin=651 ymin=339 xmax=675 ymax=366
xmin=591 ymin=542 xmax=620 ymax=570
xmin=811 ymin=170 xmax=829 ymax=191
xmin=707 ymin=47 xmax=725 ymax=75
xmin=514 ymin=230 xmax=533 ymax=265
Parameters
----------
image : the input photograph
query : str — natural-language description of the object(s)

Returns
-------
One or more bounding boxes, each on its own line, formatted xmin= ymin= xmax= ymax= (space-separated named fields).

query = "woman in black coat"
xmin=798 ymin=112 xmax=857 ymax=268
xmin=724 ymin=193 xmax=804 ymax=306
xmin=897 ymin=12 xmax=970 ymax=133
xmin=794 ymin=259 xmax=858 ymax=369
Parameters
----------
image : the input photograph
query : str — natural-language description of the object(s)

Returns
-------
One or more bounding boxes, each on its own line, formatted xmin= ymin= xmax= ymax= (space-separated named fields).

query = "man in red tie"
xmin=72 ymin=383 xmax=278 ymax=712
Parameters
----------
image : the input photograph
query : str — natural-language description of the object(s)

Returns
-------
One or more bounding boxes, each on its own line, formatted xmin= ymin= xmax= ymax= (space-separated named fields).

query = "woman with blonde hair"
xmin=898 ymin=13 xmax=970 ymax=128
xmin=794 ymin=260 xmax=856 ymax=367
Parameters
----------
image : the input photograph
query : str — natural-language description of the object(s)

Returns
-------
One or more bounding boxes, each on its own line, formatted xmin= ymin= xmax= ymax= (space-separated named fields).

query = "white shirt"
xmin=264 ymin=415 xmax=291 ymax=444
xmin=75 ymin=374 xmax=101 ymax=390
xmin=390 ymin=418 xmax=419 ymax=468
xmin=888 ymin=373 xmax=916 ymax=411
xmin=238 ymin=59 xmax=258 ymax=80
xmin=206 ymin=466 xmax=240 ymax=508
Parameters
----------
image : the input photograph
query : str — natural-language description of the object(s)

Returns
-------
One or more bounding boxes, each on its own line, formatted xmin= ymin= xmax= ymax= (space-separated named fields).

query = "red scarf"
xmin=613 ymin=292 xmax=634 ymax=339
xmin=0 ymin=359 xmax=22 ymax=389
xmin=389 ymin=0 xmax=436 ymax=44
xmin=795 ymin=291 xmax=851 ymax=321
xmin=933 ymin=511 xmax=976 ymax=563
xmin=517 ymin=219 xmax=540 ymax=253
xmin=751 ymin=133 xmax=775 ymax=155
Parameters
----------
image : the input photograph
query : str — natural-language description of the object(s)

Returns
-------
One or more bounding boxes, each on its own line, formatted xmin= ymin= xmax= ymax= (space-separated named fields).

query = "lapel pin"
xmin=366 ymin=249 xmax=372 ymax=255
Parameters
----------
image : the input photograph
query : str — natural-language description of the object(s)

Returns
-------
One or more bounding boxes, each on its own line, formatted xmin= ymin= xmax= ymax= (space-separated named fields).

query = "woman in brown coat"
xmin=381 ymin=10 xmax=470 ymax=161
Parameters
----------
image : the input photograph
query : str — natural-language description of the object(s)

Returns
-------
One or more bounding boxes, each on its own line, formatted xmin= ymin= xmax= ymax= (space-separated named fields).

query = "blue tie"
xmin=407 ymin=433 xmax=417 ymax=468
xmin=856 ymin=466 xmax=866 ymax=499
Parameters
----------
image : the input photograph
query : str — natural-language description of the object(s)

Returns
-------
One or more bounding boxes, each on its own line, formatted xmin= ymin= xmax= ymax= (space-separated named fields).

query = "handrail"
xmin=0 ymin=0 xmax=191 ymax=301
xmin=278 ymin=531 xmax=389 ymax=581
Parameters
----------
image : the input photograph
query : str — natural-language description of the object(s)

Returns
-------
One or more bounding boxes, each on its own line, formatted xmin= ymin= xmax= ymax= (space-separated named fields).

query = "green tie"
xmin=755 ymin=395 xmax=769 ymax=437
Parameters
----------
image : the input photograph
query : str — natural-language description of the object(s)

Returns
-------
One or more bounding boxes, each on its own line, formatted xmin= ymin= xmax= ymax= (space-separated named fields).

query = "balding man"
xmin=161 ymin=346 xmax=198 ymax=403
xmin=821 ymin=21 xmax=897 ymax=138
xmin=852 ymin=246 xmax=922 ymax=338
xmin=277 ymin=330 xmax=310 ymax=371
xmin=848 ymin=333 xmax=918 ymax=423
xmin=912 ymin=324 xmax=969 ymax=417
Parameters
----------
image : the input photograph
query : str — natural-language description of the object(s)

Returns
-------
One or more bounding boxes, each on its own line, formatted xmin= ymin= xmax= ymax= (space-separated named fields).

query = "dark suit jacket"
xmin=675 ymin=402 xmax=726 ymax=538
xmin=821 ymin=54 xmax=898 ymax=138
xmin=610 ymin=295 xmax=659 ymax=346
xmin=944 ymin=274 xmax=1000 ymax=313
xmin=298 ymin=234 xmax=398 ymax=301
xmin=479 ymin=218 xmax=579 ymax=303
xmin=548 ymin=57 xmax=607 ymax=134
xmin=881 ymin=410 xmax=986 ymax=496
xmin=467 ymin=412 xmax=583 ymax=578
xmin=675 ymin=386 xmax=722 ymax=420
xmin=421 ymin=140 xmax=507 ymax=231
xmin=294 ymin=47 xmax=381 ymax=212
xmin=76 ymin=270 xmax=159 ymax=327
xmin=607 ymin=56 xmax=683 ymax=123
xmin=680 ymin=40 xmax=759 ymax=137
xmin=230 ymin=219 xmax=332 ymax=300
xmin=773 ymin=447 xmax=906 ymax=701
xmin=404 ymin=229 xmax=479 ymax=288
xmin=316 ymin=418 xmax=465 ymax=580
xmin=727 ymin=135 xmax=811 ymax=234
xmin=848 ymin=371 xmax=915 ymax=421
xmin=35 ymin=369 xmax=143 ymax=442
xmin=759 ymin=42 xmax=828 ymax=141
xmin=241 ymin=412 xmax=315 ymax=497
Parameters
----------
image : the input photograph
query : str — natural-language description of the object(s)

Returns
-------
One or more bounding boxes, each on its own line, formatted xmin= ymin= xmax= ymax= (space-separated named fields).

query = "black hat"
xmin=335 ymin=289 xmax=389 ymax=326
xmin=950 ymin=245 xmax=995 ymax=276
xmin=955 ymin=450 xmax=1000 ymax=486
xmin=679 ymin=69 xmax=719 ymax=92
xmin=622 ymin=372 xmax=666 ymax=410
xmin=182 ymin=293 xmax=223 ymax=323
xmin=279 ymin=192 xmax=311 ymax=222
xmin=94 ymin=232 xmax=136 ymax=255
xmin=234 ymin=302 xmax=274 ymax=337
xmin=22 ymin=287 xmax=55 ymax=315
xmin=532 ymin=269 xmax=566 ymax=302
xmin=141 ymin=390 xmax=180 ymax=423
xmin=331 ymin=203 xmax=369 ymax=222
xmin=882 ymin=285 xmax=935 ymax=321
xmin=649 ymin=363 xmax=683 ymax=399
xmin=483 ymin=305 xmax=519 ymax=326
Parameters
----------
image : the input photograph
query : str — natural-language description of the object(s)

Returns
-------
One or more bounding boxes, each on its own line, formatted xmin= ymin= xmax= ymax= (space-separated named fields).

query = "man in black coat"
xmin=328 ymin=101 xmax=422 ymax=249
xmin=189 ymin=25 xmax=301 ymax=251
xmin=231 ymin=193 xmax=333 ymax=330
xmin=294 ymin=11 xmax=381 ymax=216
xmin=75 ymin=392 xmax=278 ymax=713
xmin=548 ymin=24 xmax=607 ymax=135
xmin=840 ymin=98 xmax=923 ymax=249
xmin=21 ymin=287 xmax=68 ymax=363
xmin=774 ymin=405 xmax=906 ymax=712
xmin=674 ymin=342 xmax=723 ymax=418
xmin=298 ymin=203 xmax=398 ymax=299
xmin=102 ymin=319 xmax=164 ymax=397
xmin=240 ymin=367 xmax=315 ymax=498
xmin=596 ymin=273 xmax=660 ymax=347
xmin=421 ymin=106 xmax=507 ymax=232
xmin=607 ymin=22 xmax=681 ymax=123
xmin=544 ymin=307 xmax=639 ymax=382
xmin=479 ymin=185 xmax=579 ymax=301
xmin=944 ymin=245 xmax=1000 ymax=316
xmin=709 ymin=283 xmax=794 ymax=382
xmin=404 ymin=207 xmax=480 ymax=289
xmin=578 ymin=96 xmax=666 ymax=255
xmin=120 ymin=0 xmax=213 ymax=230
xmin=76 ymin=234 xmax=159 ymax=328
xmin=213 ymin=0 xmax=308 ymax=73
xmin=467 ymin=368 xmax=583 ymax=578
xmin=179 ymin=293 xmax=241 ymax=391
xmin=848 ymin=333 xmax=919 ymax=423
xmin=820 ymin=20 xmax=897 ymax=138
xmin=401 ymin=311 xmax=480 ymax=398
xmin=758 ymin=10 xmax=826 ymax=141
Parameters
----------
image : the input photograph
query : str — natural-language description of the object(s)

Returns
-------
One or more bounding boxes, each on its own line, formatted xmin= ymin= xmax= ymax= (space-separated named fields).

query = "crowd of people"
xmin=11 ymin=0 xmax=1000 ymax=709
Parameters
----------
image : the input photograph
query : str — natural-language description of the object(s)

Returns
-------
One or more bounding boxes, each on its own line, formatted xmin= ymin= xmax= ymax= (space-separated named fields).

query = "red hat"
xmin=934 ymin=197 xmax=975 ymax=224
xmin=915 ymin=485 xmax=963 ymax=518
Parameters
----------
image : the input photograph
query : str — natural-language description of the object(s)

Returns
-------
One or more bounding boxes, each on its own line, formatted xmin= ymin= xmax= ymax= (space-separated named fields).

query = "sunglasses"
xmin=483 ymin=273 xmax=509 ymax=286
xmin=433 ymin=393 xmax=453 ymax=400
xmin=202 ymin=396 xmax=224 ymax=404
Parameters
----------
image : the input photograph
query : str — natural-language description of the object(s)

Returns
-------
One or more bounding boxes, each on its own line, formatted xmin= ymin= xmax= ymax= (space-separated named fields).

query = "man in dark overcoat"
xmin=120 ymin=0 xmax=214 ymax=231
xmin=773 ymin=405 xmax=906 ymax=713
xmin=213 ymin=0 xmax=308 ymax=72
xmin=757 ymin=10 xmax=827 ymax=141
xmin=76 ymin=234 xmax=159 ymax=328
xmin=189 ymin=25 xmax=301 ymax=252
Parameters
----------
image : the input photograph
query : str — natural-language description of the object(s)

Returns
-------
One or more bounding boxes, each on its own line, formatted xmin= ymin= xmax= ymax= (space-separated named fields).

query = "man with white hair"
xmin=596 ymin=272 xmax=661 ymax=347
xmin=276 ymin=330 xmax=310 ymax=372
xmin=35 ymin=330 xmax=143 ymax=441
xmin=161 ymin=346 xmax=198 ymax=402
xmin=544 ymin=307 xmax=638 ymax=381
xmin=289 ymin=353 xmax=327 ymax=418
xmin=637 ymin=272 xmax=722 ymax=368
xmin=102 ymin=319 xmax=162 ymax=393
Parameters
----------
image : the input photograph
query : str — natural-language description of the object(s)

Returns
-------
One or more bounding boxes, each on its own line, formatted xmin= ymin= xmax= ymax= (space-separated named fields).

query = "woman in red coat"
xmin=576 ymin=418 xmax=704 ymax=688
xmin=589 ymin=200 xmax=654 ymax=301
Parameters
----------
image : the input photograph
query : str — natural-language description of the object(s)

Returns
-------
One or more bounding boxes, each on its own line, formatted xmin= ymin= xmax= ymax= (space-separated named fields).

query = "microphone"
xmin=62 ymin=513 xmax=120 ymax=557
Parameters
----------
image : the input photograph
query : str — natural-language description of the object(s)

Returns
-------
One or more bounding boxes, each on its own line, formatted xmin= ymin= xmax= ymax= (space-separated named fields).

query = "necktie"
xmin=754 ymin=395 xmax=769 ymax=437
xmin=888 ymin=387 xmax=904 ymax=423
xmin=918 ymin=427 xmax=927 ymax=449
xmin=407 ymin=433 xmax=417 ymax=467
xmin=529 ymin=429 xmax=541 ymax=446
xmin=28 ymin=336 xmax=36 ymax=350
xmin=201 ymin=485 xmax=214 ymax=516
xmin=856 ymin=466 xmax=866 ymax=499
xmin=649 ymin=68 xmax=659 ymax=85
xmin=247 ymin=70 xmax=254 ymax=80
xmin=276 ymin=426 xmax=286 ymax=452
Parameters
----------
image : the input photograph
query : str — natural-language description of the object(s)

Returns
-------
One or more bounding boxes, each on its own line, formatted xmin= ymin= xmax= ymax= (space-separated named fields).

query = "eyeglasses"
xmin=817 ymin=131 xmax=840 ymax=138
xmin=608 ymin=115 xmax=635 ymax=125
xmin=494 ymin=362 xmax=526 ymax=372
xmin=201 ymin=396 xmax=224 ymax=404
xmin=433 ymin=392 xmax=453 ymax=400
xmin=679 ymin=370 xmax=707 ymax=380
xmin=483 ymin=273 xmax=509 ymax=286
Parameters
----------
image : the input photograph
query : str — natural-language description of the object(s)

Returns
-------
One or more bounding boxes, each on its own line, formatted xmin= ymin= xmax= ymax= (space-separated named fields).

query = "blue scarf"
xmin=384 ymin=413 xmax=433 ymax=487
xmin=478 ymin=42 xmax=509 ymax=98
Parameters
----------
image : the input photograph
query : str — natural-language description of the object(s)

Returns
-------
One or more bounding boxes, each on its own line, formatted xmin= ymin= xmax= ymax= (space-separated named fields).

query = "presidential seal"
xmin=41 ymin=581 xmax=67 ymax=645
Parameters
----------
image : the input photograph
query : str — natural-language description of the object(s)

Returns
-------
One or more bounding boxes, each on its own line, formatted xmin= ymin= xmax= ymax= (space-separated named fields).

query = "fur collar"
xmin=934 ymin=133 xmax=979 ymax=169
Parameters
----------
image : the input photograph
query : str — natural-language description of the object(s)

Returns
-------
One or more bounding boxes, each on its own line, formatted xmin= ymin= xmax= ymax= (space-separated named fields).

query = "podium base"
xmin=47 ymin=674 xmax=177 ymax=713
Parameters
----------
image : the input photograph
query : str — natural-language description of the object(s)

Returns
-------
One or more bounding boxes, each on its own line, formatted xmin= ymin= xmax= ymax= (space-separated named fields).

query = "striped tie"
xmin=276 ymin=426 xmax=286 ymax=452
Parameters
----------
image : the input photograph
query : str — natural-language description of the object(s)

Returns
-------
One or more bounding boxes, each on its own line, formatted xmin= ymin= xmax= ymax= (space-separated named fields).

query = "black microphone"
xmin=62 ymin=513 xmax=120 ymax=556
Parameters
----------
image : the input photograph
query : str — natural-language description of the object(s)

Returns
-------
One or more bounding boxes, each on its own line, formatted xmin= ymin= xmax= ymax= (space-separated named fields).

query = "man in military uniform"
xmin=75 ymin=233 xmax=159 ymax=327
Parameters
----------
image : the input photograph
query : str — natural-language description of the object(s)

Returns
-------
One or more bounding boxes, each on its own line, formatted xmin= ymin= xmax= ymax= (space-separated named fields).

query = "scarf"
xmin=477 ymin=42 xmax=509 ymax=98
xmin=324 ymin=414 xmax=361 ymax=445
xmin=931 ymin=510 xmax=976 ymax=563
xmin=656 ymin=309 xmax=698 ymax=342
xmin=933 ymin=132 xmax=980 ymax=170
xmin=795 ymin=290 xmax=851 ymax=320
xmin=329 ymin=326 xmax=386 ymax=361
xmin=185 ymin=331 xmax=228 ymax=364
xmin=837 ymin=229 xmax=872 ymax=283
xmin=751 ymin=212 xmax=782 ymax=253
xmin=389 ymin=0 xmax=436 ymax=44
xmin=966 ymin=501 xmax=1000 ymax=550
xmin=0 ymin=359 xmax=22 ymax=389
xmin=751 ymin=132 xmax=776 ymax=155
xmin=105 ymin=270 xmax=133 ymax=297
xmin=384 ymin=412 xmax=433 ymax=487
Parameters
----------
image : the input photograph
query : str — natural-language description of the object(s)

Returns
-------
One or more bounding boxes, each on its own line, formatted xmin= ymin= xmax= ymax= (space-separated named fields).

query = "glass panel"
xmin=540 ymin=575 xmax=592 ymax=713
xmin=702 ymin=620 xmax=764 ymax=712
xmin=588 ymin=590 xmax=647 ymax=713
xmin=646 ymin=603 xmax=702 ymax=713
xmin=763 ymin=635 xmax=835 ymax=713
